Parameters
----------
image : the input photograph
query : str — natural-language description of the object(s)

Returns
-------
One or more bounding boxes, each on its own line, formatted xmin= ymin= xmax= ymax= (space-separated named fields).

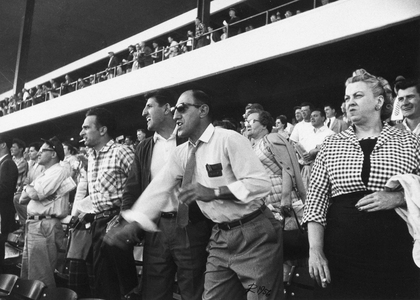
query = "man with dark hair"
xmin=136 ymin=129 xmax=147 ymax=146
xmin=11 ymin=138 xmax=28 ymax=223
xmin=299 ymin=108 xmax=334 ymax=188
xmin=223 ymin=7 xmax=241 ymax=37
xmin=112 ymin=90 xmax=283 ymax=299
xmin=395 ymin=77 xmax=420 ymax=135
xmin=79 ymin=107 xmax=135 ymax=299
xmin=20 ymin=136 xmax=75 ymax=287
xmin=324 ymin=103 xmax=348 ymax=133
xmin=294 ymin=106 xmax=303 ymax=124
xmin=105 ymin=89 xmax=211 ymax=299
xmin=0 ymin=133 xmax=18 ymax=273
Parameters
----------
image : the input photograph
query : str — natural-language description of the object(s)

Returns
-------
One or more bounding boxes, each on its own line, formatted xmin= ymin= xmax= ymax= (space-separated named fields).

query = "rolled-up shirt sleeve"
xmin=302 ymin=144 xmax=331 ymax=227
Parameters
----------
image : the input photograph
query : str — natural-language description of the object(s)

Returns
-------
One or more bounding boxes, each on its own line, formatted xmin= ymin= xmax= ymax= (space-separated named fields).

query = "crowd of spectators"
xmin=0 ymin=1 xmax=330 ymax=117
xmin=0 ymin=68 xmax=419 ymax=300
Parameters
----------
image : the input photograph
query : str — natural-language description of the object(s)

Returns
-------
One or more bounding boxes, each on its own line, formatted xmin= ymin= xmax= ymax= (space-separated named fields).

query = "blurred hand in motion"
xmin=104 ymin=219 xmax=144 ymax=250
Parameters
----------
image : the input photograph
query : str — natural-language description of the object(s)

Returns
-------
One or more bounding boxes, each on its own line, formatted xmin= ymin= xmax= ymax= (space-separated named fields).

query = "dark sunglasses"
xmin=171 ymin=103 xmax=202 ymax=114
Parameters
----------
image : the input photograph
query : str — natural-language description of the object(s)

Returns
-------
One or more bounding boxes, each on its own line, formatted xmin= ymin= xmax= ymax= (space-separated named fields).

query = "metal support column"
xmin=197 ymin=0 xmax=211 ymax=28
xmin=13 ymin=0 xmax=35 ymax=95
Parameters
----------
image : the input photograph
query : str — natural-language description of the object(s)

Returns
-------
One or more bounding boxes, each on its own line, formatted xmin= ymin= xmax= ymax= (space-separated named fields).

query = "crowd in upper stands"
xmin=0 ymin=0 xmax=336 ymax=116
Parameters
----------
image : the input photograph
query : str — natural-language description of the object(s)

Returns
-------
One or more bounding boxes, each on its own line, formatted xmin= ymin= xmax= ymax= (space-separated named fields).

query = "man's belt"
xmin=94 ymin=208 xmax=120 ymax=220
xmin=28 ymin=214 xmax=57 ymax=220
xmin=161 ymin=211 xmax=177 ymax=219
xmin=218 ymin=205 xmax=266 ymax=231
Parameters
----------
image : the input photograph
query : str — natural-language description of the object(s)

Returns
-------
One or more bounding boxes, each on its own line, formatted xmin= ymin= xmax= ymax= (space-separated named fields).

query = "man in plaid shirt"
xmin=79 ymin=107 xmax=135 ymax=300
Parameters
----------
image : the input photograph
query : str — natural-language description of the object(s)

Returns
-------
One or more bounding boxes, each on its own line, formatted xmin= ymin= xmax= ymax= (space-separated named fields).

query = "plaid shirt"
xmin=87 ymin=140 xmax=134 ymax=213
xmin=303 ymin=123 xmax=420 ymax=227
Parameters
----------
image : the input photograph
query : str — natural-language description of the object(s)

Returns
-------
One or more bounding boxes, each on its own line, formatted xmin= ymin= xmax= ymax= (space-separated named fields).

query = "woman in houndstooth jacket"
xmin=303 ymin=69 xmax=420 ymax=299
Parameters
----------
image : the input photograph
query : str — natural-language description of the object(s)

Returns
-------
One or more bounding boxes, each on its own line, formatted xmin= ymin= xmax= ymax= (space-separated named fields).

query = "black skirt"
xmin=315 ymin=191 xmax=420 ymax=300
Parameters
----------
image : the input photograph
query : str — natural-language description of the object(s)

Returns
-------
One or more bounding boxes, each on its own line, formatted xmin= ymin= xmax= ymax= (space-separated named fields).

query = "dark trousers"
xmin=91 ymin=216 xmax=138 ymax=300
xmin=142 ymin=217 xmax=211 ymax=300
xmin=0 ymin=234 xmax=6 ymax=273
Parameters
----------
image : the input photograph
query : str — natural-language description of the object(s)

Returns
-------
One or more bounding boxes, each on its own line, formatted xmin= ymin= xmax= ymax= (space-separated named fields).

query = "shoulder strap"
xmin=264 ymin=134 xmax=306 ymax=203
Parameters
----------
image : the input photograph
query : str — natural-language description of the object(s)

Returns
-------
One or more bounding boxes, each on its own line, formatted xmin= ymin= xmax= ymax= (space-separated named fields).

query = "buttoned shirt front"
xmin=290 ymin=121 xmax=313 ymax=144
xmin=300 ymin=125 xmax=335 ymax=153
xmin=303 ymin=124 xmax=420 ymax=227
xmin=27 ymin=163 xmax=73 ymax=218
xmin=402 ymin=118 xmax=420 ymax=136
xmin=150 ymin=130 xmax=179 ymax=212
xmin=87 ymin=140 xmax=134 ymax=213
xmin=123 ymin=124 xmax=271 ymax=226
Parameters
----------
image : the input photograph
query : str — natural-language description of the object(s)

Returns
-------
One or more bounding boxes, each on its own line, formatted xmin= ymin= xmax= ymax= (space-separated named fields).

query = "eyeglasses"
xmin=171 ymin=103 xmax=202 ymax=114
xmin=40 ymin=148 xmax=55 ymax=153
xmin=245 ymin=119 xmax=260 ymax=126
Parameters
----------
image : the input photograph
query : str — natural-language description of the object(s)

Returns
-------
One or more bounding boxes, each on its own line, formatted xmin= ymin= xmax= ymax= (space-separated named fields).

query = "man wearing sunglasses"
xmin=105 ymin=89 xmax=211 ymax=299
xmin=20 ymin=136 xmax=76 ymax=287
xmin=119 ymin=90 xmax=284 ymax=299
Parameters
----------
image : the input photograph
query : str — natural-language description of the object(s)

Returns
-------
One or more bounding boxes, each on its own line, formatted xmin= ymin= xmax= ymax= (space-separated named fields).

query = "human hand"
xmin=355 ymin=191 xmax=404 ymax=212
xmin=179 ymin=183 xmax=215 ymax=205
xmin=103 ymin=221 xmax=143 ymax=249
xmin=309 ymin=248 xmax=331 ymax=288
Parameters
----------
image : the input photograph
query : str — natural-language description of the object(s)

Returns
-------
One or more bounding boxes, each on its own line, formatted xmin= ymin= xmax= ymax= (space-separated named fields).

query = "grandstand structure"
xmin=1 ymin=0 xmax=419 ymax=143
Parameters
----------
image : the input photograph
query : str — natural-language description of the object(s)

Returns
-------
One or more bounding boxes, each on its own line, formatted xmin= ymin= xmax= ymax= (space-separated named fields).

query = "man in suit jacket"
xmin=104 ymin=89 xmax=211 ymax=299
xmin=0 ymin=134 xmax=19 ymax=272
xmin=324 ymin=104 xmax=349 ymax=133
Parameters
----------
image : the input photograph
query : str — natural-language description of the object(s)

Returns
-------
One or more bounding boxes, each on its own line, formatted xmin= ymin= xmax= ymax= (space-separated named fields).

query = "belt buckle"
xmin=34 ymin=215 xmax=40 ymax=221
xmin=103 ymin=211 xmax=110 ymax=218
xmin=226 ymin=223 xmax=231 ymax=230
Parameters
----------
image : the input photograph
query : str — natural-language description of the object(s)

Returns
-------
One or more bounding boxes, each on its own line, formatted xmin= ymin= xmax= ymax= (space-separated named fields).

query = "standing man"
xmin=15 ymin=142 xmax=45 ymax=231
xmin=290 ymin=102 xmax=314 ymax=146
xmin=324 ymin=103 xmax=348 ymax=133
xmin=223 ymin=8 xmax=241 ymax=37
xmin=114 ymin=90 xmax=283 ymax=299
xmin=194 ymin=18 xmax=206 ymax=49
xmin=11 ymin=138 xmax=28 ymax=213
xmin=395 ymin=77 xmax=420 ymax=135
xmin=79 ymin=107 xmax=135 ymax=300
xmin=20 ymin=136 xmax=75 ymax=287
xmin=299 ymin=108 xmax=334 ymax=189
xmin=0 ymin=134 xmax=18 ymax=273
xmin=136 ymin=128 xmax=147 ymax=146
xmin=105 ymin=89 xmax=211 ymax=299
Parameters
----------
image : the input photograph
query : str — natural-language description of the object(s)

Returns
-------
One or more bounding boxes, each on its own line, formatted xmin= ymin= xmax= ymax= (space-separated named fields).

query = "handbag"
xmin=283 ymin=207 xmax=309 ymax=261
xmin=263 ymin=134 xmax=309 ymax=260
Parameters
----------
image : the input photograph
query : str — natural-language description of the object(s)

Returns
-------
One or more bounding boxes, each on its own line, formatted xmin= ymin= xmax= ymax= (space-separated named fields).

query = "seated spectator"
xmin=16 ymin=92 xmax=23 ymax=110
xmin=164 ymin=35 xmax=179 ymax=59
xmin=151 ymin=41 xmax=163 ymax=63
xmin=296 ymin=10 xmax=302 ymax=14
xmin=245 ymin=25 xmax=254 ymax=31
xmin=276 ymin=11 xmax=282 ymax=21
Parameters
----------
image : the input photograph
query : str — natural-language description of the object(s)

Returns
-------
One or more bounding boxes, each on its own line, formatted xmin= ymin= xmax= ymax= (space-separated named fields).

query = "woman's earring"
xmin=375 ymin=105 xmax=381 ymax=111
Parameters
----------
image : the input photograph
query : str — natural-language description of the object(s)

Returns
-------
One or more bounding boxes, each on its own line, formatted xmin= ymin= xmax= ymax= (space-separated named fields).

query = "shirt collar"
xmin=314 ymin=125 xmax=327 ymax=133
xmin=153 ymin=127 xmax=178 ymax=143
xmin=88 ymin=139 xmax=115 ymax=157
xmin=189 ymin=123 xmax=214 ymax=147
xmin=402 ymin=118 xmax=420 ymax=133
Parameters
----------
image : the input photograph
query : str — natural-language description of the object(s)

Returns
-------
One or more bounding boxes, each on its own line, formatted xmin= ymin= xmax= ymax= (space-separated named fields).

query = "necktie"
xmin=177 ymin=141 xmax=201 ymax=228
xmin=327 ymin=119 xmax=331 ymax=128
